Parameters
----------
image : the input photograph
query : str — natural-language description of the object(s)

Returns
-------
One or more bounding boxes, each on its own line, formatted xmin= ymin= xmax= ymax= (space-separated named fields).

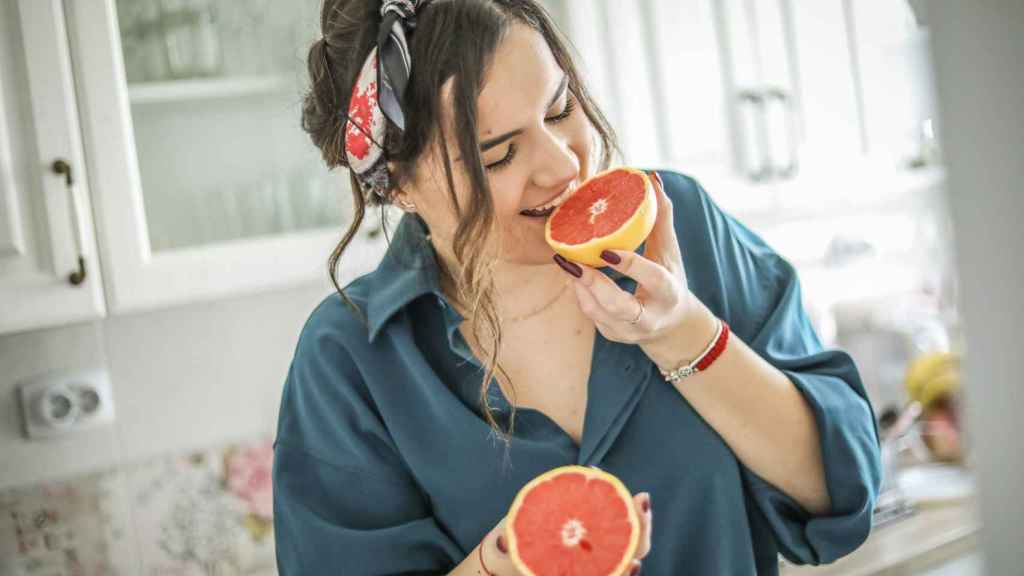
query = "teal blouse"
xmin=272 ymin=170 xmax=882 ymax=575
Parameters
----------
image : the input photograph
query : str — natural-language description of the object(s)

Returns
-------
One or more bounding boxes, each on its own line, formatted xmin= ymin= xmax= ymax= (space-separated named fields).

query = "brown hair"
xmin=301 ymin=0 xmax=620 ymax=450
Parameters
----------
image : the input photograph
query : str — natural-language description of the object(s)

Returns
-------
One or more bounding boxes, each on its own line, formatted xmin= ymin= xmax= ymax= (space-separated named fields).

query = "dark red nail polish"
xmin=600 ymin=250 xmax=621 ymax=265
xmin=647 ymin=169 xmax=661 ymax=187
xmin=642 ymin=496 xmax=651 ymax=513
xmin=553 ymin=254 xmax=582 ymax=278
xmin=497 ymin=535 xmax=507 ymax=554
xmin=630 ymin=563 xmax=641 ymax=576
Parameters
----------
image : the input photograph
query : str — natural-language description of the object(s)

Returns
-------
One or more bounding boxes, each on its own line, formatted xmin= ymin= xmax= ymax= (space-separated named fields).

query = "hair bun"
xmin=301 ymin=0 xmax=382 ymax=170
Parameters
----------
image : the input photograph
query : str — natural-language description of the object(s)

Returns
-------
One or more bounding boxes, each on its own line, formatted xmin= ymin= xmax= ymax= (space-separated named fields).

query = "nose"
xmin=531 ymin=127 xmax=578 ymax=191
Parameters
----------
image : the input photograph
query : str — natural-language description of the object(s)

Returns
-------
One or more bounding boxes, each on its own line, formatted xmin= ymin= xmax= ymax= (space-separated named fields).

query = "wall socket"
xmin=17 ymin=368 xmax=116 ymax=440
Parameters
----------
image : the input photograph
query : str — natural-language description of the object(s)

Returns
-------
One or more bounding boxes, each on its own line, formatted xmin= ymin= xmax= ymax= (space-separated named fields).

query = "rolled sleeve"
xmin=688 ymin=176 xmax=883 ymax=565
xmin=742 ymin=355 xmax=881 ymax=565
xmin=273 ymin=302 xmax=462 ymax=575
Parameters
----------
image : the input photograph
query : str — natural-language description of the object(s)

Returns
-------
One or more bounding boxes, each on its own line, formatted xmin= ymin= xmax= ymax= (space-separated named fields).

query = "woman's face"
xmin=398 ymin=22 xmax=594 ymax=267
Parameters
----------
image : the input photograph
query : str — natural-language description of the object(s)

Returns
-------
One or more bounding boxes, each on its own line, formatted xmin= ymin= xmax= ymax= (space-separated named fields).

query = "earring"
xmin=397 ymin=197 xmax=416 ymax=211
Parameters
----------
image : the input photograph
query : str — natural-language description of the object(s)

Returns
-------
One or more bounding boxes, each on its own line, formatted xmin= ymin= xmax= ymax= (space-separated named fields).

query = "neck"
xmin=432 ymin=241 xmax=571 ymax=324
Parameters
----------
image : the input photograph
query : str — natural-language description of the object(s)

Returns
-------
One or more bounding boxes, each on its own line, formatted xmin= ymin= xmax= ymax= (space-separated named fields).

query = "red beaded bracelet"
xmin=659 ymin=318 xmax=730 ymax=384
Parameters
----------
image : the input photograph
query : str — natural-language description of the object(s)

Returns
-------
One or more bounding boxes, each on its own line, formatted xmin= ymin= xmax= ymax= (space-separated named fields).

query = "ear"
xmin=390 ymin=184 xmax=418 ymax=212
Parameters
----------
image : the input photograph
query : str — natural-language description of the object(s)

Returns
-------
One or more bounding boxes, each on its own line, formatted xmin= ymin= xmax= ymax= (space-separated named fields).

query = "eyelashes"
xmin=485 ymin=97 xmax=577 ymax=172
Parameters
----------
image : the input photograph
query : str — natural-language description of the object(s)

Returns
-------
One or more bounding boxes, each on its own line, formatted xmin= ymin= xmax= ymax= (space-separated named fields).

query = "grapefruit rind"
xmin=545 ymin=167 xmax=658 ymax=268
xmin=504 ymin=465 xmax=641 ymax=576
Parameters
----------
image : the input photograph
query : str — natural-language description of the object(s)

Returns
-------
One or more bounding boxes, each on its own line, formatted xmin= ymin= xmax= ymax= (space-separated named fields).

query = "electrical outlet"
xmin=17 ymin=368 xmax=116 ymax=440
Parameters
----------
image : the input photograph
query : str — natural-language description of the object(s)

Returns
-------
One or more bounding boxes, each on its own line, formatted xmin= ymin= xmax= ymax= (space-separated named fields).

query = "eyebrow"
xmin=478 ymin=73 xmax=569 ymax=153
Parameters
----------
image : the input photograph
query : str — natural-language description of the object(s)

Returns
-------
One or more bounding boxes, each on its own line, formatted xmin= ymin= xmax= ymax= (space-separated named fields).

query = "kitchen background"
xmin=0 ymin=0 xmax=1009 ymax=574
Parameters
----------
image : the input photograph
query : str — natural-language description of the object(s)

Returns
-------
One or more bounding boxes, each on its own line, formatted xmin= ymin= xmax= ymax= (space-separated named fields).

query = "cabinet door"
xmin=716 ymin=0 xmax=806 ymax=182
xmin=849 ymin=0 xmax=939 ymax=167
xmin=789 ymin=0 xmax=863 ymax=168
xmin=0 ymin=0 xmax=106 ymax=335
xmin=63 ymin=0 xmax=387 ymax=315
xmin=646 ymin=0 xmax=732 ymax=173
xmin=556 ymin=0 xmax=733 ymax=174
xmin=717 ymin=0 xmax=865 ymax=182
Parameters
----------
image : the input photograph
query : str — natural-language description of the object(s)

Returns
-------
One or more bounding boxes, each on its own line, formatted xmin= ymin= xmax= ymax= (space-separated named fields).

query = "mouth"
xmin=519 ymin=182 xmax=577 ymax=218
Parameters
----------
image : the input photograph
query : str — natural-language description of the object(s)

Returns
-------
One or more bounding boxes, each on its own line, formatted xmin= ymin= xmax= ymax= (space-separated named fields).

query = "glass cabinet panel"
xmin=114 ymin=0 xmax=350 ymax=252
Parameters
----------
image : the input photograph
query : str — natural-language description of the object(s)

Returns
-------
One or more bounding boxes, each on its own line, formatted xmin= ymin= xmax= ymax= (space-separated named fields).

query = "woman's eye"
xmin=546 ymin=96 xmax=576 ymax=125
xmin=484 ymin=97 xmax=576 ymax=172
xmin=485 ymin=143 xmax=517 ymax=171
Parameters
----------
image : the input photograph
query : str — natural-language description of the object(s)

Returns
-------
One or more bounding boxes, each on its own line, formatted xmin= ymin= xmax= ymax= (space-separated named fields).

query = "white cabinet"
xmin=554 ymin=0 xmax=933 ymax=195
xmin=1 ymin=0 xmax=106 ymax=335
xmin=2 ymin=0 xmax=389 ymax=335
xmin=718 ymin=0 xmax=801 ymax=181
xmin=64 ymin=0 xmax=387 ymax=315
xmin=694 ymin=0 xmax=864 ymax=181
xmin=556 ymin=0 xmax=731 ymax=172
xmin=849 ymin=0 xmax=940 ymax=166
xmin=787 ymin=0 xmax=864 ymax=166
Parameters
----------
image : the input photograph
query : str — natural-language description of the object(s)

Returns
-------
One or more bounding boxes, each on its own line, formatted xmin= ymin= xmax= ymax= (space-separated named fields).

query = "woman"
xmin=272 ymin=0 xmax=882 ymax=574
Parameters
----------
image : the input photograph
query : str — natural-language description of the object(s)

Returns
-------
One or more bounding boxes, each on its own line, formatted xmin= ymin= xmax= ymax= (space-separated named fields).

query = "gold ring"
xmin=628 ymin=299 xmax=644 ymax=325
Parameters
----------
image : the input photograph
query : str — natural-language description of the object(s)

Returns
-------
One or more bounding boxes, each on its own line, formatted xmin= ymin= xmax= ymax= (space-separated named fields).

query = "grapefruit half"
xmin=505 ymin=465 xmax=641 ymax=576
xmin=545 ymin=167 xmax=657 ymax=267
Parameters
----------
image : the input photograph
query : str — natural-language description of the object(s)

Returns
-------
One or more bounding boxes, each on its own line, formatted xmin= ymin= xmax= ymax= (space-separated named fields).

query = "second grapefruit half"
xmin=505 ymin=465 xmax=641 ymax=576
xmin=545 ymin=167 xmax=657 ymax=267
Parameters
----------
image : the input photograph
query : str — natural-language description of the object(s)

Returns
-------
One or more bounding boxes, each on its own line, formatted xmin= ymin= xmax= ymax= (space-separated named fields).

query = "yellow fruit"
xmin=904 ymin=351 xmax=961 ymax=408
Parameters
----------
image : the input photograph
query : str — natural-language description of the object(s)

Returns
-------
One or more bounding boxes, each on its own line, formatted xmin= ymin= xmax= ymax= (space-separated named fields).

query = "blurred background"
xmin=0 ymin=0 xmax=1019 ymax=574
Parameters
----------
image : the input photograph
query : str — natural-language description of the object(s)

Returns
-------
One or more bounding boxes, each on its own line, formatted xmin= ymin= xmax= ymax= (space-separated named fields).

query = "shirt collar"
xmin=365 ymin=213 xmax=447 ymax=343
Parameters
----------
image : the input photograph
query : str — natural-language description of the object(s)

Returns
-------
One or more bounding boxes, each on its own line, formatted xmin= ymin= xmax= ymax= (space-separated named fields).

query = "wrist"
xmin=642 ymin=293 xmax=719 ymax=374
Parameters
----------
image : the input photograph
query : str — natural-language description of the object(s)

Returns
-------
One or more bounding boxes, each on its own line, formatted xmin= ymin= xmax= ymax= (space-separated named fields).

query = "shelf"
xmin=128 ymin=75 xmax=294 ymax=104
xmin=781 ymin=496 xmax=979 ymax=576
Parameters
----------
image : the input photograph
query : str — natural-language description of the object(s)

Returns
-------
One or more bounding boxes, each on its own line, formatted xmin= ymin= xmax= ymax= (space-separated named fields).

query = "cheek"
xmin=488 ymin=176 xmax=531 ymax=216
xmin=570 ymin=120 xmax=594 ymax=165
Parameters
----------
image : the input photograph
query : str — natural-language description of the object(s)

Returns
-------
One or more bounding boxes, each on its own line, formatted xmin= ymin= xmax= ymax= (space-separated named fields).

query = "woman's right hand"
xmin=479 ymin=492 xmax=653 ymax=576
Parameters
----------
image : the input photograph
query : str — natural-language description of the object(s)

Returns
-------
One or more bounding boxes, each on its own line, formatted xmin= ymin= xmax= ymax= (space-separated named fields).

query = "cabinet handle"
xmin=737 ymin=90 xmax=772 ymax=183
xmin=765 ymin=88 xmax=799 ymax=180
xmin=50 ymin=159 xmax=88 ymax=286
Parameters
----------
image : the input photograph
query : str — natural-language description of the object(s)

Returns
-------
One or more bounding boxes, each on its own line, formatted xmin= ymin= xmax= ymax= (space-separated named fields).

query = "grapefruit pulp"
xmin=545 ymin=167 xmax=657 ymax=268
xmin=505 ymin=465 xmax=641 ymax=576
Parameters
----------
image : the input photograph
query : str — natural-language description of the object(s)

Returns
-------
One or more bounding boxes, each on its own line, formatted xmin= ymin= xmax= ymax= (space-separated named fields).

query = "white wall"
xmin=927 ymin=1 xmax=1024 ymax=573
xmin=0 ymin=281 xmax=329 ymax=490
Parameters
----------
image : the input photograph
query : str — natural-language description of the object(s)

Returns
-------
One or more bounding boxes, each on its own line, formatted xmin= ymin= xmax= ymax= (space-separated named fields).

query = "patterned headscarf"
xmin=344 ymin=0 xmax=430 ymax=200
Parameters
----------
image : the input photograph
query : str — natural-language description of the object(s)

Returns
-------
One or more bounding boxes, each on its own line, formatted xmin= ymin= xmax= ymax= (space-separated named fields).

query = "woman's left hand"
xmin=558 ymin=171 xmax=696 ymax=346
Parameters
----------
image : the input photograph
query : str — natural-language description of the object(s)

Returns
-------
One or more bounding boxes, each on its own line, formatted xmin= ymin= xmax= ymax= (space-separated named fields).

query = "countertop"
xmin=780 ymin=498 xmax=980 ymax=576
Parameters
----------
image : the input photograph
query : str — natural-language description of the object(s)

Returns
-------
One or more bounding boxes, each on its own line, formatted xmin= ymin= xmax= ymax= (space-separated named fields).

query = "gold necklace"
xmin=504 ymin=278 xmax=572 ymax=323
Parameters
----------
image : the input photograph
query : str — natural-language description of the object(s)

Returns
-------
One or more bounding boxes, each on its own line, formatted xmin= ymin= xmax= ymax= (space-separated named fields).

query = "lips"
xmin=519 ymin=183 xmax=577 ymax=217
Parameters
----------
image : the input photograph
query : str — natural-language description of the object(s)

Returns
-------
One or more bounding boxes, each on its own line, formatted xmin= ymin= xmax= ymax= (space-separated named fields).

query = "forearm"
xmin=642 ymin=294 xmax=831 ymax=515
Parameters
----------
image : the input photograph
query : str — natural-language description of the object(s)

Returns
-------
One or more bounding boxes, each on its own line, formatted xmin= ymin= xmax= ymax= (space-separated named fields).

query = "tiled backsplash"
xmin=1 ymin=436 xmax=276 ymax=576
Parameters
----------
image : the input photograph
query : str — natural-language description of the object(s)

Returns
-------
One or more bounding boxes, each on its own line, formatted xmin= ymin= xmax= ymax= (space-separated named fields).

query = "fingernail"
xmin=496 ymin=534 xmax=507 ymax=554
xmin=648 ymin=170 xmax=662 ymax=188
xmin=600 ymin=250 xmax=621 ymax=265
xmin=642 ymin=494 xmax=651 ymax=513
xmin=629 ymin=563 xmax=641 ymax=576
xmin=553 ymin=254 xmax=582 ymax=278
